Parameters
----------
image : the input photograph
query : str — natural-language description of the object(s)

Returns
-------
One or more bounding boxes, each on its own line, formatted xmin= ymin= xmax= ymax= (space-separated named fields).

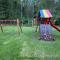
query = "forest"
xmin=0 ymin=0 xmax=60 ymax=25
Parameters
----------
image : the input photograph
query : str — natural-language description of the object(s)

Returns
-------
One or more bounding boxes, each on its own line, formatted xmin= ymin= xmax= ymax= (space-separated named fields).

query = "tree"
xmin=0 ymin=0 xmax=9 ymax=19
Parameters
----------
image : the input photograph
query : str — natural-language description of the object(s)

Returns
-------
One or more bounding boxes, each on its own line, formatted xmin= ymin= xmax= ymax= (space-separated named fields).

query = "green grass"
xmin=0 ymin=26 xmax=60 ymax=60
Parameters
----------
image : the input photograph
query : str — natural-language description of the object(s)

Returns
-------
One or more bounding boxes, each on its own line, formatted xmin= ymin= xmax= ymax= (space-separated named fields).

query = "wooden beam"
xmin=0 ymin=24 xmax=3 ymax=32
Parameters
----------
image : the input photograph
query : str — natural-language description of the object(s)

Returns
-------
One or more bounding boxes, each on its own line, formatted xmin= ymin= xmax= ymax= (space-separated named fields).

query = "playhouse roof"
xmin=39 ymin=9 xmax=53 ymax=18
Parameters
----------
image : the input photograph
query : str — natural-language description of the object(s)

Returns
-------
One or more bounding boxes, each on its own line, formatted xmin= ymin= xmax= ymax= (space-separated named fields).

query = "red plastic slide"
xmin=50 ymin=21 xmax=60 ymax=32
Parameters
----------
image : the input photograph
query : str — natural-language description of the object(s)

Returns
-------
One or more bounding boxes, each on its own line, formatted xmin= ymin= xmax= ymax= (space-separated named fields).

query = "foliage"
xmin=55 ymin=18 xmax=60 ymax=25
xmin=0 ymin=0 xmax=60 ymax=25
xmin=0 ymin=0 xmax=9 ymax=19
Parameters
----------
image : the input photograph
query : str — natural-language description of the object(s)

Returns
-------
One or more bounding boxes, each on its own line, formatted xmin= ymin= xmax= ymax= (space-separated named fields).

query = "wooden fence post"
xmin=17 ymin=19 xmax=20 ymax=35
xmin=0 ymin=24 xmax=3 ymax=32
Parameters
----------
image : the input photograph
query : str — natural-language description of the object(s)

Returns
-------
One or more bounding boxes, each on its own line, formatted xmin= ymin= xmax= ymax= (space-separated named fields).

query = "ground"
xmin=0 ymin=26 xmax=60 ymax=60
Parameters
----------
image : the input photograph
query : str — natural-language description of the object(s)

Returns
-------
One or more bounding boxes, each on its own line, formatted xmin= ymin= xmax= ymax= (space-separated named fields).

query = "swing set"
xmin=0 ymin=19 xmax=22 ymax=34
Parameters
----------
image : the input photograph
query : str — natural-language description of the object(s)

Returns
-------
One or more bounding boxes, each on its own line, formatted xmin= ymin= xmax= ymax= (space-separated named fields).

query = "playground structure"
xmin=0 ymin=20 xmax=17 ymax=25
xmin=50 ymin=21 xmax=60 ymax=32
xmin=39 ymin=9 xmax=60 ymax=40
xmin=0 ymin=19 xmax=22 ymax=34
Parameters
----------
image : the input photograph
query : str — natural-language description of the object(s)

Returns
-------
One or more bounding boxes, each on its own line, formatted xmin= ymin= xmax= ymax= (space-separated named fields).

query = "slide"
xmin=50 ymin=21 xmax=60 ymax=32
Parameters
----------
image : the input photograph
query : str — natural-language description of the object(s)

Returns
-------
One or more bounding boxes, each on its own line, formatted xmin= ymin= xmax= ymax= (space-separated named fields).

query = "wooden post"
xmin=0 ymin=24 xmax=3 ymax=32
xmin=22 ymin=20 xmax=23 ymax=26
xmin=32 ymin=18 xmax=35 ymax=27
xmin=32 ymin=20 xmax=34 ymax=27
xmin=19 ymin=23 xmax=22 ymax=32
xmin=54 ymin=19 xmax=56 ymax=24
xmin=17 ymin=19 xmax=20 ymax=35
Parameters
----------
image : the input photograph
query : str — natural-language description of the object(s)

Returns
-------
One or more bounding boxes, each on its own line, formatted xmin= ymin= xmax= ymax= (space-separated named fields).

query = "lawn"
xmin=0 ymin=26 xmax=60 ymax=60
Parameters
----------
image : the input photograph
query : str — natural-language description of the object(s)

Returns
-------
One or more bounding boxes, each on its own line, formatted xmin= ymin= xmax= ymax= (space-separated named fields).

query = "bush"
xmin=55 ymin=18 xmax=60 ymax=26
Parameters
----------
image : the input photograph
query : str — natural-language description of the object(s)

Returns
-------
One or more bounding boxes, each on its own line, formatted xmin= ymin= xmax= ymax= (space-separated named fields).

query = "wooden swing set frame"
xmin=0 ymin=19 xmax=22 ymax=34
